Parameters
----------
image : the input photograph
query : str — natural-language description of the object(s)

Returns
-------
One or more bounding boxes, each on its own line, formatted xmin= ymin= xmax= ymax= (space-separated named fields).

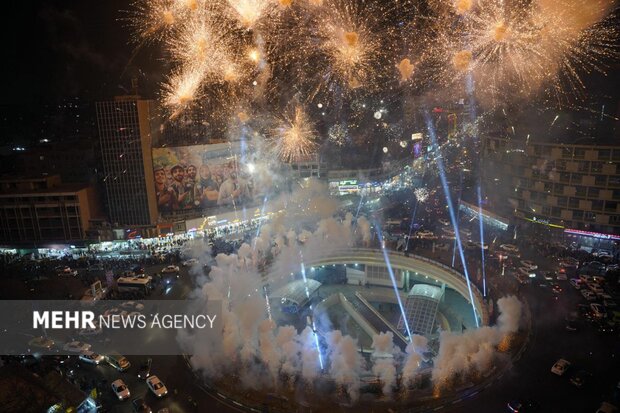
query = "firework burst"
xmin=414 ymin=188 xmax=429 ymax=203
xmin=421 ymin=0 xmax=619 ymax=103
xmin=272 ymin=106 xmax=319 ymax=163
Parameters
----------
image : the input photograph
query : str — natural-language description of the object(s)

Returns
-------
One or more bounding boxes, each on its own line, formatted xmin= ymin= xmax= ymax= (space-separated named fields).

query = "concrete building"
xmin=0 ymin=175 xmax=102 ymax=244
xmin=96 ymin=96 xmax=159 ymax=234
xmin=483 ymin=136 xmax=620 ymax=235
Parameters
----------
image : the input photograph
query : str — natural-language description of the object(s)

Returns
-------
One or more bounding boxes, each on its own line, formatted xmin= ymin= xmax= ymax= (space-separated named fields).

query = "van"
xmin=106 ymin=352 xmax=131 ymax=371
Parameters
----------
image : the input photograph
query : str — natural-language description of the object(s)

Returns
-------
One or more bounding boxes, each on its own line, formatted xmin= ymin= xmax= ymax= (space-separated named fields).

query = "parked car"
xmin=521 ymin=260 xmax=538 ymax=271
xmin=146 ymin=375 xmax=168 ymax=397
xmin=581 ymin=290 xmax=597 ymax=301
xmin=28 ymin=336 xmax=55 ymax=350
xmin=569 ymin=279 xmax=582 ymax=290
xmin=590 ymin=303 xmax=607 ymax=319
xmin=161 ymin=265 xmax=180 ymax=274
xmin=560 ymin=257 xmax=579 ymax=266
xmin=63 ymin=341 xmax=91 ymax=353
xmin=56 ymin=266 xmax=78 ymax=277
xmin=111 ymin=379 xmax=130 ymax=401
xmin=132 ymin=398 xmax=153 ymax=413
xmin=570 ymin=370 xmax=592 ymax=388
xmin=416 ymin=230 xmax=437 ymax=239
xmin=78 ymin=324 xmax=102 ymax=337
xmin=435 ymin=242 xmax=450 ymax=251
xmin=551 ymin=359 xmax=571 ymax=376
xmin=501 ymin=244 xmax=519 ymax=253
xmin=182 ymin=259 xmax=199 ymax=267
xmin=138 ymin=358 xmax=152 ymax=380
xmin=79 ymin=351 xmax=105 ymax=365
xmin=474 ymin=242 xmax=489 ymax=250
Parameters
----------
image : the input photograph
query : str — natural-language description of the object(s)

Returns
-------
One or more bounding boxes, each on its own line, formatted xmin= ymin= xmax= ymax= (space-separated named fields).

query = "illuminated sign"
xmin=459 ymin=200 xmax=509 ymax=231
xmin=564 ymin=229 xmax=620 ymax=241
xmin=524 ymin=216 xmax=564 ymax=229
xmin=411 ymin=133 xmax=423 ymax=141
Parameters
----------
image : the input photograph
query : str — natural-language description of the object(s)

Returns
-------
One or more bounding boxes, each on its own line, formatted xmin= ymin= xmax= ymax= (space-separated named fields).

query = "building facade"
xmin=483 ymin=137 xmax=620 ymax=235
xmin=0 ymin=175 xmax=101 ymax=244
xmin=96 ymin=96 xmax=159 ymax=232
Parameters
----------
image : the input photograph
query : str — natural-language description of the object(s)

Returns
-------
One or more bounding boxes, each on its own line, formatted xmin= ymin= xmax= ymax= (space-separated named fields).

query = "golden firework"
xmin=272 ymin=106 xmax=319 ymax=163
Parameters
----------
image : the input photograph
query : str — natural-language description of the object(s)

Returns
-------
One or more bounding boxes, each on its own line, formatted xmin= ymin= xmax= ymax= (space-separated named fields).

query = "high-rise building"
xmin=482 ymin=136 xmax=620 ymax=235
xmin=96 ymin=96 xmax=159 ymax=233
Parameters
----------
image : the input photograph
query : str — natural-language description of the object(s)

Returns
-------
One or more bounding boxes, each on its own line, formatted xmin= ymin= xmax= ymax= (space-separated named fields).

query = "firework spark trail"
xmin=162 ymin=66 xmax=205 ymax=118
xmin=272 ymin=106 xmax=319 ymax=163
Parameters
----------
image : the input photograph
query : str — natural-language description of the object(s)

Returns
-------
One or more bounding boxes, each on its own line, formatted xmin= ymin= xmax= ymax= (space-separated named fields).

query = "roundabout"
xmin=189 ymin=248 xmax=523 ymax=413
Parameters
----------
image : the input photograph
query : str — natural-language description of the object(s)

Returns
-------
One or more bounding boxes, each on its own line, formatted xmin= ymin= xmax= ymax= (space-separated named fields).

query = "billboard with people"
xmin=152 ymin=142 xmax=263 ymax=215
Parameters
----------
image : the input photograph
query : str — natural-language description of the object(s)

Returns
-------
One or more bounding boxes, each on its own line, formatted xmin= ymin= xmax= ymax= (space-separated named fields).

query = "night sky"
xmin=1 ymin=1 xmax=619 ymax=116
xmin=2 ymin=0 xmax=164 ymax=105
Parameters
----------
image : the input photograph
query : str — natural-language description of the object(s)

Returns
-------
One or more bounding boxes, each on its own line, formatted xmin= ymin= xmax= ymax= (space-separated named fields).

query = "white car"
xmin=182 ymin=258 xmax=199 ymax=267
xmin=111 ymin=379 xmax=131 ymax=401
xmin=441 ymin=228 xmax=456 ymax=239
xmin=581 ymin=290 xmax=597 ymax=301
xmin=147 ymin=375 xmax=168 ymax=398
xmin=459 ymin=228 xmax=472 ymax=238
xmin=28 ymin=336 xmax=55 ymax=350
xmin=518 ymin=267 xmax=535 ymax=278
xmin=121 ymin=301 xmax=145 ymax=311
xmin=560 ymin=257 xmax=579 ymax=266
xmin=474 ymin=242 xmax=489 ymax=250
xmin=79 ymin=351 xmax=105 ymax=365
xmin=161 ymin=265 xmax=180 ymax=274
xmin=500 ymin=244 xmax=520 ymax=253
xmin=56 ymin=266 xmax=78 ymax=277
xmin=521 ymin=260 xmax=538 ymax=271
xmin=435 ymin=242 xmax=450 ymax=251
xmin=551 ymin=359 xmax=571 ymax=376
xmin=78 ymin=324 xmax=102 ymax=336
xmin=63 ymin=341 xmax=91 ymax=353
xmin=417 ymin=230 xmax=436 ymax=239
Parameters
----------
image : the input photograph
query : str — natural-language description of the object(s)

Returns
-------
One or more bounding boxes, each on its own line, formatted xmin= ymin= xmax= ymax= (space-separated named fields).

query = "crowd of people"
xmin=154 ymin=162 xmax=254 ymax=212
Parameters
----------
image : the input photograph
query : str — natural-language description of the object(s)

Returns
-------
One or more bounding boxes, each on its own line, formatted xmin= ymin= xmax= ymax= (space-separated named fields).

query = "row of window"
xmin=487 ymin=138 xmax=620 ymax=161
xmin=518 ymin=190 xmax=620 ymax=211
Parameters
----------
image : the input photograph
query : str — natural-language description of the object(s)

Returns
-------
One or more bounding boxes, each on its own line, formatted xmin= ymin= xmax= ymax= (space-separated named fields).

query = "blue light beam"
xmin=374 ymin=224 xmax=412 ymax=340
xmin=424 ymin=112 xmax=480 ymax=327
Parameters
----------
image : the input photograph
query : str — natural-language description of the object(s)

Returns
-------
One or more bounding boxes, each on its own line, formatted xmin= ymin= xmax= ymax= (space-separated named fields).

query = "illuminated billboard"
xmin=152 ymin=142 xmax=266 ymax=215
